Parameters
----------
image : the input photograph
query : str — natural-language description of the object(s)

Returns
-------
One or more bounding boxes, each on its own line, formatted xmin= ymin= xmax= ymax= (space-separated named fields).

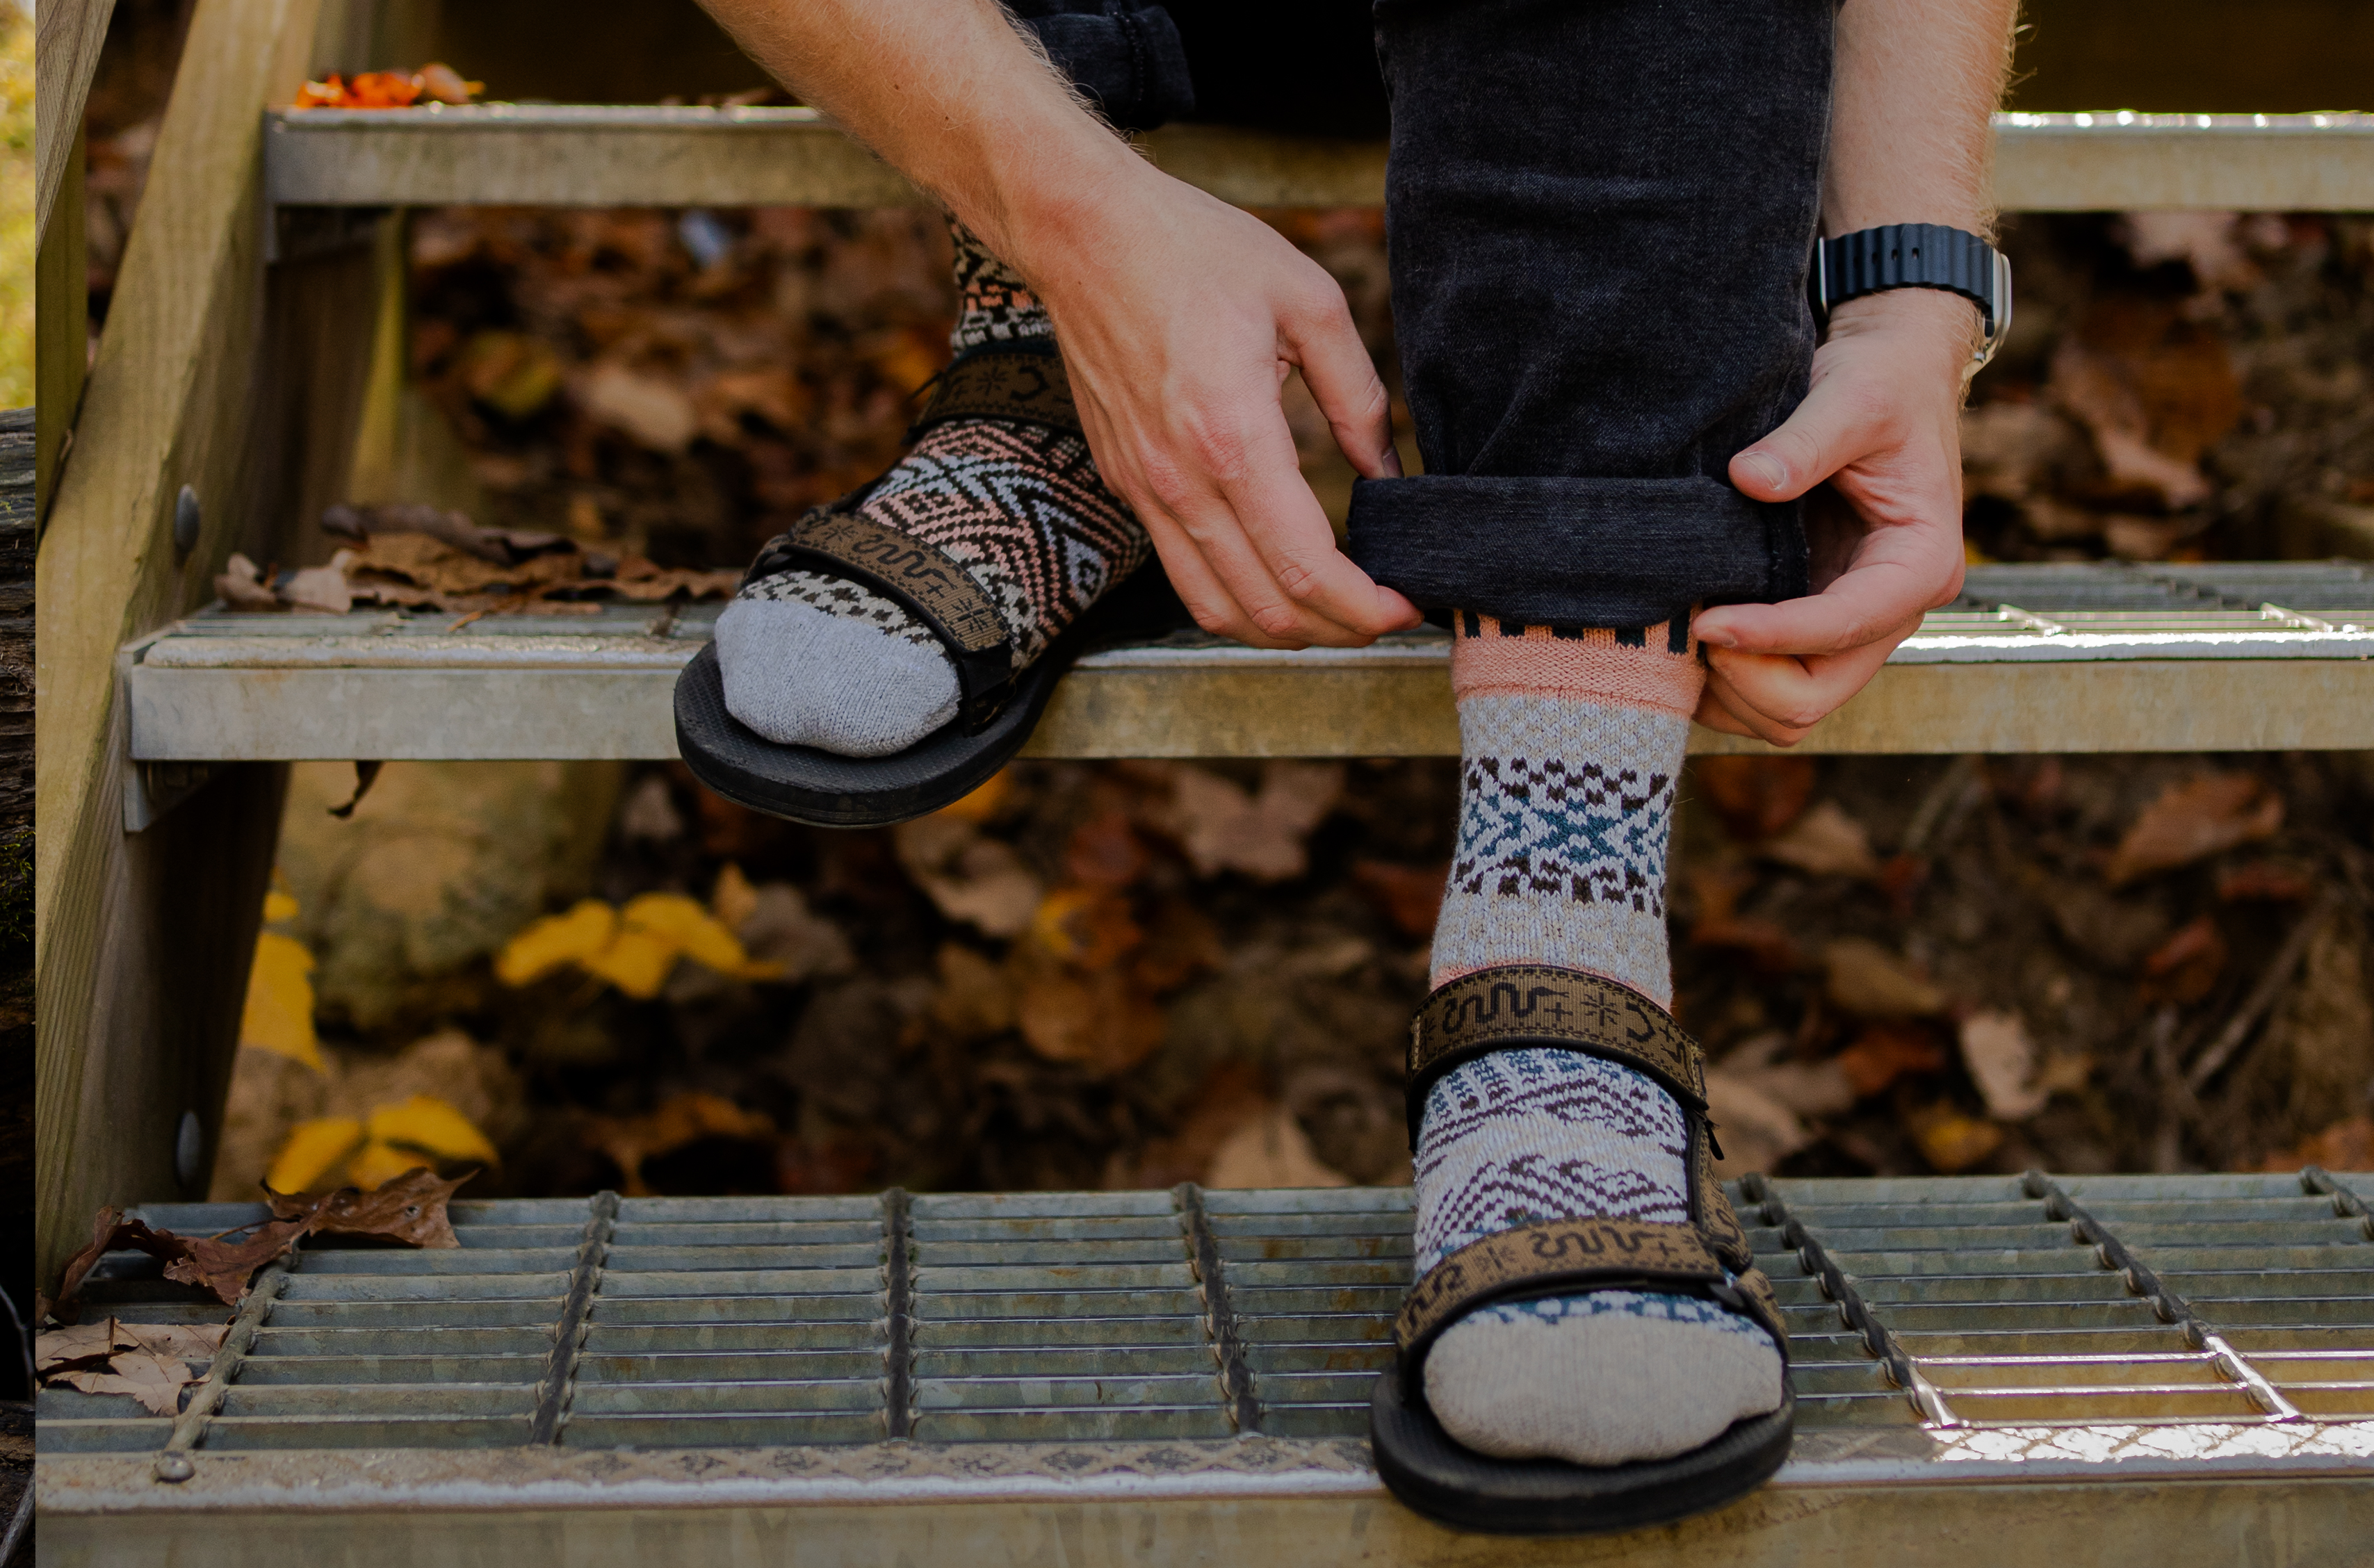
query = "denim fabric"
xmin=1002 ymin=1 xmax=1198 ymax=130
xmin=1005 ymin=0 xmax=1836 ymax=630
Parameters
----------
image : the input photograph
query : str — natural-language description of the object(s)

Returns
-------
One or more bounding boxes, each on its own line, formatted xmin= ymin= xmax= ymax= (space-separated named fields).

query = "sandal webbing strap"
xmin=909 ymin=343 xmax=1082 ymax=441
xmin=1395 ymin=1218 xmax=1725 ymax=1355
xmin=747 ymin=507 xmax=1016 ymax=732
xmin=1406 ymin=967 xmax=1706 ymax=1144
xmin=1394 ymin=1220 xmax=1791 ymax=1370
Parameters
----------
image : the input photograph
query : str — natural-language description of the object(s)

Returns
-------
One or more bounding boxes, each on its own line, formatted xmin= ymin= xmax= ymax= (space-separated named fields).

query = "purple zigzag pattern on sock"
xmin=951 ymin=219 xmax=1054 ymax=350
xmin=1419 ymin=1060 xmax=1680 ymax=1148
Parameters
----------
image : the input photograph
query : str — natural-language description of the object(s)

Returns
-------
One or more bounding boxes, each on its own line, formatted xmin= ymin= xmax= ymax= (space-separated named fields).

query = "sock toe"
xmin=1422 ymin=1295 xmax=1784 ymax=1466
xmin=715 ymin=598 xmax=960 ymax=757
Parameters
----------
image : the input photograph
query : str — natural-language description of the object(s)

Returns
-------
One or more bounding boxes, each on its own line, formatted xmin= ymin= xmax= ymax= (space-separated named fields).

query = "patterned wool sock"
xmin=715 ymin=220 xmax=1149 ymax=757
xmin=1414 ymin=614 xmax=1783 ymax=1465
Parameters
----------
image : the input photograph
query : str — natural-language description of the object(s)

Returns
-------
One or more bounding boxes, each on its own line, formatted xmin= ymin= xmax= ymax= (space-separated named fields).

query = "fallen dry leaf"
xmin=2217 ymin=860 xmax=2318 ymax=903
xmin=216 ymin=552 xmax=281 ymax=610
xmin=241 ymin=929 xmax=323 ymax=1070
xmin=160 ymin=1218 xmax=319 ymax=1305
xmin=580 ymin=359 xmax=699 ymax=452
xmin=1703 ymin=1070 xmax=1814 ymax=1177
xmin=54 ymin=1353 xmax=192 ymax=1416
xmin=2140 ymin=915 xmax=2229 ymax=1005
xmin=893 ymin=815 xmax=1043 ymax=938
xmin=735 ymin=881 xmax=855 ymax=983
xmin=266 ymin=1116 xmax=366 ymax=1193
xmin=1759 ymin=799 xmax=1881 ymax=879
xmin=1822 ymin=938 xmax=1948 ymax=1019
xmin=711 ymin=862 xmax=761 ymax=933
xmin=1064 ymin=810 xmax=1150 ymax=890
xmin=2259 ymin=1114 xmax=2374 ymax=1174
xmin=1029 ymin=885 xmax=1142 ymax=970
xmin=2104 ymin=773 xmax=2284 ymax=888
xmin=1693 ymin=756 xmax=1816 ymax=840
xmin=1205 ymin=1104 xmax=1351 ymax=1190
xmin=1155 ymin=762 xmax=1344 ymax=881
xmin=2048 ymin=337 xmax=2218 ymax=511
xmin=1908 ymin=1104 xmax=2005 ymax=1173
xmin=496 ymin=899 xmax=617 ymax=986
xmin=1016 ymin=965 xmax=1168 ymax=1076
xmin=1351 ymin=859 xmax=1449 ymax=940
xmin=929 ymin=941 xmax=1017 ymax=1040
xmin=1958 ymin=1010 xmax=2048 ymax=1120
xmin=1836 ymin=1022 xmax=1951 ymax=1097
xmin=587 ymin=1093 xmax=776 ymax=1197
xmin=268 ymin=1167 xmax=472 ymax=1248
xmin=366 ymin=1095 xmax=501 ymax=1168
xmin=282 ymin=551 xmax=357 ymax=613
xmin=35 ymin=1319 xmax=138 ymax=1375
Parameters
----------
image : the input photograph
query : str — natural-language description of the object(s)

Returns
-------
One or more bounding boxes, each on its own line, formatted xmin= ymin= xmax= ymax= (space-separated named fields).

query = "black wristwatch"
xmin=1810 ymin=223 xmax=2012 ymax=369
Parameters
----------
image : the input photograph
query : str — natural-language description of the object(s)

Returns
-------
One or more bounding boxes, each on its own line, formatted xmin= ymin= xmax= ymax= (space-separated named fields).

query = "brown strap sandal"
xmin=1370 ymin=963 xmax=1796 ymax=1535
xmin=673 ymin=341 xmax=1185 ymax=827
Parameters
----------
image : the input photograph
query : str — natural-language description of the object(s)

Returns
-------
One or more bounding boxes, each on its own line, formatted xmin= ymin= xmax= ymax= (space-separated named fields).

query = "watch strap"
xmin=1812 ymin=222 xmax=2010 ymax=361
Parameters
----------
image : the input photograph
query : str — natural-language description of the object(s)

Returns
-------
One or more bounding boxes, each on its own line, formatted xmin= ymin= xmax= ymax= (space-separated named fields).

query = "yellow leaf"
xmin=711 ymin=863 xmax=758 ymax=933
xmin=366 ymin=1095 xmax=499 ymax=1167
xmin=496 ymin=899 xmax=617 ymax=986
xmin=583 ymin=926 xmax=681 ymax=999
xmin=266 ymin=1116 xmax=364 ymax=1193
xmin=241 ymin=931 xmax=322 ymax=1070
xmin=263 ymin=889 xmax=300 ymax=924
xmin=621 ymin=891 xmax=780 ymax=981
xmin=346 ymin=1141 xmax=430 ymax=1191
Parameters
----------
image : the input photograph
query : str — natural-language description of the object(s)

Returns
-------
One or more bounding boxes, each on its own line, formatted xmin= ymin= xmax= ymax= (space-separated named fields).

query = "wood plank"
xmin=33 ymin=0 xmax=115 ymax=254
xmin=32 ymin=0 xmax=343 ymax=1291
xmin=34 ymin=125 xmax=87 ymax=528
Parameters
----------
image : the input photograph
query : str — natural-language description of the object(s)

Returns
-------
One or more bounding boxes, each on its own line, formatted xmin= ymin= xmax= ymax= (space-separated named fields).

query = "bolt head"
xmin=174 ymin=1110 xmax=204 ymax=1187
xmin=172 ymin=485 xmax=201 ymax=561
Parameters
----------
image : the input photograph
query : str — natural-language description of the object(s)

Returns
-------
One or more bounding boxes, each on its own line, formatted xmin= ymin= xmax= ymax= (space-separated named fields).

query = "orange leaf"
xmin=2104 ymin=774 xmax=2283 ymax=888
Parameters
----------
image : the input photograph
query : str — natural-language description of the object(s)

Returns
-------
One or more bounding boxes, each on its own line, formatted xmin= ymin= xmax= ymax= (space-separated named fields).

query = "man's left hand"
xmin=1691 ymin=288 xmax=1978 ymax=746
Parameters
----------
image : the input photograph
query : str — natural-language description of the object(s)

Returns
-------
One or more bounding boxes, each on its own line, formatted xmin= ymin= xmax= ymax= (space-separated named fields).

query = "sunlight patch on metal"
xmin=36 ymin=1174 xmax=2374 ymax=1565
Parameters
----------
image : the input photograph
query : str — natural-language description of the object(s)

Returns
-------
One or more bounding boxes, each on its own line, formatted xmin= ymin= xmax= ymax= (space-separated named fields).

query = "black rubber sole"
xmin=1369 ymin=1357 xmax=1795 ymax=1536
xmin=674 ymin=561 xmax=1184 ymax=828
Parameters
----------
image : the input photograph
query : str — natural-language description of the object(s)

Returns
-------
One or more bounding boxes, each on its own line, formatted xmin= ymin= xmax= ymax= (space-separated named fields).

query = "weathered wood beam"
xmin=32 ymin=0 xmax=361 ymax=1289
xmin=33 ymin=0 xmax=116 ymax=254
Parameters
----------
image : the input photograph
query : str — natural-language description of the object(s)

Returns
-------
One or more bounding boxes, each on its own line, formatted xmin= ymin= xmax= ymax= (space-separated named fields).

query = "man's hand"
xmin=1011 ymin=167 xmax=1420 ymax=648
xmin=1691 ymin=288 xmax=1975 ymax=746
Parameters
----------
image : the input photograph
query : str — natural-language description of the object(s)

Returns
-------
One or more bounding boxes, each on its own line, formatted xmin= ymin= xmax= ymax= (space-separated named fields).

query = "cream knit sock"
xmin=1415 ymin=614 xmax=1783 ymax=1465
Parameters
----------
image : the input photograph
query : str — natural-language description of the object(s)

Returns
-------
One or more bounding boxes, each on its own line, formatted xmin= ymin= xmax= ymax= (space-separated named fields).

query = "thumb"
xmin=1730 ymin=375 xmax=1881 ymax=503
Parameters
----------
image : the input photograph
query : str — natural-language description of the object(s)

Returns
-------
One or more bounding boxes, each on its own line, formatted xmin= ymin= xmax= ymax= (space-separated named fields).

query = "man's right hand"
xmin=694 ymin=0 xmax=1417 ymax=648
xmin=1009 ymin=164 xmax=1421 ymax=648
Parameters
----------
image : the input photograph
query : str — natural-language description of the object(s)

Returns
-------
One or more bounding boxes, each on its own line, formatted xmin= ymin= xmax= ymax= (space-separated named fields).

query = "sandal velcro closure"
xmin=909 ymin=341 xmax=1083 ymax=442
xmin=1406 ymin=965 xmax=1707 ymax=1145
xmin=745 ymin=507 xmax=1017 ymax=733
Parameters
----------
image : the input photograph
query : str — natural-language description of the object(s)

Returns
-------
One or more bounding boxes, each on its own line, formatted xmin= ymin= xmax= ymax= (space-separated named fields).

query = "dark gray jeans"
xmin=1006 ymin=0 xmax=1835 ymax=632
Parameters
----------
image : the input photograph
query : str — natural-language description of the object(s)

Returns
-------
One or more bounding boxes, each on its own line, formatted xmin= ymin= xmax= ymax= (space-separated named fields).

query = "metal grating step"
xmin=259 ymin=107 xmax=2374 ymax=213
xmin=36 ymin=1170 xmax=2374 ymax=1452
xmin=118 ymin=562 xmax=2374 ymax=771
xmin=36 ymin=1173 xmax=2374 ymax=1565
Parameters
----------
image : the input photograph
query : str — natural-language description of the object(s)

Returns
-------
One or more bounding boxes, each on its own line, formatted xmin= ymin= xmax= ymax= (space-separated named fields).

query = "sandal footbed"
xmin=1369 ymin=1357 xmax=1794 ymax=1535
xmin=673 ymin=559 xmax=1180 ymax=828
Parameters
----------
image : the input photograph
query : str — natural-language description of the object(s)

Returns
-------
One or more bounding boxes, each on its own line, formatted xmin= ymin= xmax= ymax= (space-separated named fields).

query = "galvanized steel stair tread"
xmin=34 ymin=1171 xmax=2374 ymax=1464
xmin=122 ymin=561 xmax=2374 ymax=763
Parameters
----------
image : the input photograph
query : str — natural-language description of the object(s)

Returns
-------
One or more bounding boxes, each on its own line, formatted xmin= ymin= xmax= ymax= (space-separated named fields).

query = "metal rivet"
xmin=172 ymin=485 xmax=202 ymax=562
xmin=154 ymin=1452 xmax=195 ymax=1483
xmin=174 ymin=1110 xmax=204 ymax=1186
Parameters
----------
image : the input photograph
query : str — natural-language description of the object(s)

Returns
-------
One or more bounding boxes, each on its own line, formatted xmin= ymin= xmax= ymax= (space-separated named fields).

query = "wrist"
xmin=971 ymin=120 xmax=1155 ymax=285
xmin=1823 ymin=287 xmax=1983 ymax=375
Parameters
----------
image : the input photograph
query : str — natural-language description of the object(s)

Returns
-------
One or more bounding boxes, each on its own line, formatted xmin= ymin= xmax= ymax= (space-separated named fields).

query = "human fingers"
xmin=1698 ymin=633 xmax=1903 ymax=746
xmin=1694 ymin=548 xmax=1951 ymax=659
xmin=1279 ymin=283 xmax=1401 ymax=480
xmin=1154 ymin=386 xmax=1418 ymax=645
xmin=1727 ymin=366 xmax=1890 ymax=505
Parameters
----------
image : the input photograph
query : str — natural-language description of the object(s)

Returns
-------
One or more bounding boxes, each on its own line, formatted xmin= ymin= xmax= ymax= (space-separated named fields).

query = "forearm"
xmin=694 ymin=0 xmax=1139 ymax=270
xmin=1822 ymin=0 xmax=2019 ymax=238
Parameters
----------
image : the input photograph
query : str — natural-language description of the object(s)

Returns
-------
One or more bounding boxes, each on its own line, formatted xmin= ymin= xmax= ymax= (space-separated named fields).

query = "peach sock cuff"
xmin=1448 ymin=616 xmax=1707 ymax=717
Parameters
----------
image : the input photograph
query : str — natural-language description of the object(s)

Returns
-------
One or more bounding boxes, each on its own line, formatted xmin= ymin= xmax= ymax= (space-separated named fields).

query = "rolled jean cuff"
xmin=1344 ymin=475 xmax=1808 ymax=630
